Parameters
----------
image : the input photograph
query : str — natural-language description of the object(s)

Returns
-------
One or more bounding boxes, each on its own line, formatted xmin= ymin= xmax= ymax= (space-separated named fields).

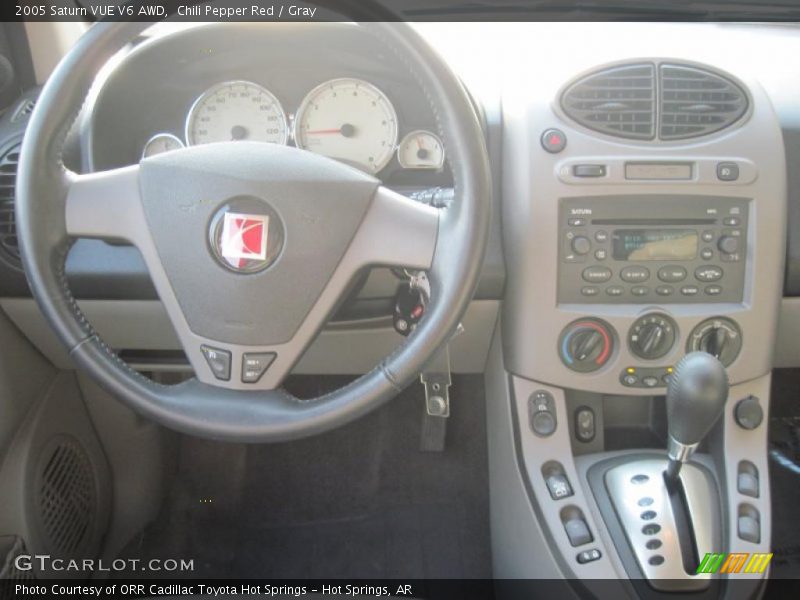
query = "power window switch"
xmin=737 ymin=472 xmax=759 ymax=498
xmin=738 ymin=514 xmax=760 ymax=544
xmin=545 ymin=473 xmax=574 ymax=500
xmin=564 ymin=518 xmax=593 ymax=547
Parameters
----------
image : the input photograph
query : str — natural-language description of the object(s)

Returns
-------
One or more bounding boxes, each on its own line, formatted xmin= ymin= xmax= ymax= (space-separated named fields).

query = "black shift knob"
xmin=666 ymin=351 xmax=729 ymax=447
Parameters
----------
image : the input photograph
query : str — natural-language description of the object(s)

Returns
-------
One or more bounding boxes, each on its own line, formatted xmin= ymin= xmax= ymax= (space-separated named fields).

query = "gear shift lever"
xmin=664 ymin=351 xmax=729 ymax=485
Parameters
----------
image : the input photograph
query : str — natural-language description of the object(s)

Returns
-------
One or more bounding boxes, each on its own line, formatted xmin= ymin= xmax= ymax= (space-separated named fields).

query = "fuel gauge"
xmin=142 ymin=133 xmax=185 ymax=159
xmin=397 ymin=130 xmax=445 ymax=170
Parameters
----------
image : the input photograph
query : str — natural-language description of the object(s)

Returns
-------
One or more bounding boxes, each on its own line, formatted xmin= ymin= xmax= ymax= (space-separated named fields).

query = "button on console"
xmin=242 ymin=352 xmax=277 ymax=384
xmin=620 ymin=266 xmax=650 ymax=283
xmin=201 ymin=345 xmax=232 ymax=381
xmin=657 ymin=266 xmax=687 ymax=283
xmin=582 ymin=266 xmax=612 ymax=283
xmin=717 ymin=162 xmax=740 ymax=181
xmin=695 ymin=265 xmax=723 ymax=282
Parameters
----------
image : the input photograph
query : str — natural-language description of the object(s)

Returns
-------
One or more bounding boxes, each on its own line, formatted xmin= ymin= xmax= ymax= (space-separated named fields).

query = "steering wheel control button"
xmin=208 ymin=197 xmax=285 ymax=274
xmin=577 ymin=549 xmax=602 ymax=564
xmin=735 ymin=396 xmax=764 ymax=430
xmin=541 ymin=128 xmax=567 ymax=153
xmin=201 ymin=345 xmax=232 ymax=381
xmin=620 ymin=266 xmax=650 ymax=283
xmin=717 ymin=162 xmax=740 ymax=181
xmin=559 ymin=318 xmax=615 ymax=373
xmin=242 ymin=352 xmax=277 ymax=384
xmin=529 ymin=390 xmax=557 ymax=437
xmin=582 ymin=266 xmax=612 ymax=283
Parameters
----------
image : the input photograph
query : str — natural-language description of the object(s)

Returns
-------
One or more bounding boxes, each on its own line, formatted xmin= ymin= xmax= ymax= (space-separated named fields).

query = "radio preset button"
xmin=680 ymin=285 xmax=699 ymax=296
xmin=695 ymin=265 xmax=723 ymax=282
xmin=571 ymin=236 xmax=592 ymax=255
xmin=606 ymin=286 xmax=624 ymax=297
xmin=705 ymin=285 xmax=723 ymax=296
xmin=620 ymin=266 xmax=650 ymax=283
xmin=656 ymin=286 xmax=674 ymax=296
xmin=581 ymin=286 xmax=600 ymax=297
xmin=595 ymin=230 xmax=608 ymax=243
xmin=657 ymin=266 xmax=687 ymax=283
xmin=631 ymin=286 xmax=649 ymax=297
xmin=582 ymin=266 xmax=613 ymax=283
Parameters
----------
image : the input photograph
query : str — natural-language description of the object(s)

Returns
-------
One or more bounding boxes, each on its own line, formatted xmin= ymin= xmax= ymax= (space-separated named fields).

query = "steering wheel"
xmin=16 ymin=20 xmax=491 ymax=442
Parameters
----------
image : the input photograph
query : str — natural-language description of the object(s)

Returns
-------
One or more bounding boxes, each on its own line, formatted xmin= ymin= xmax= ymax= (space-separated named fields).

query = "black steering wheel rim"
xmin=16 ymin=19 xmax=492 ymax=442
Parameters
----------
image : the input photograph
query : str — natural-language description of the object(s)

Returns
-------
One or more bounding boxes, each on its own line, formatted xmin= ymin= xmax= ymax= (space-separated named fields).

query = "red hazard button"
xmin=541 ymin=128 xmax=567 ymax=153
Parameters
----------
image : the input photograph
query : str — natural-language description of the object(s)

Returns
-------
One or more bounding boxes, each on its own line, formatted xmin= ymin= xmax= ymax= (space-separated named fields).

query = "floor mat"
xmin=768 ymin=369 xmax=800 ymax=579
xmin=117 ymin=375 xmax=492 ymax=580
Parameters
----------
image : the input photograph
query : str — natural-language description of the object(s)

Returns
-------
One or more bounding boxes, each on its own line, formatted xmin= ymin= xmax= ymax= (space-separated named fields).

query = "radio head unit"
xmin=558 ymin=195 xmax=748 ymax=304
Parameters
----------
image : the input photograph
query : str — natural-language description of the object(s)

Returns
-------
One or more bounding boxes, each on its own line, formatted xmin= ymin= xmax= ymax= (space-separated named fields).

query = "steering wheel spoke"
xmin=65 ymin=165 xmax=143 ymax=241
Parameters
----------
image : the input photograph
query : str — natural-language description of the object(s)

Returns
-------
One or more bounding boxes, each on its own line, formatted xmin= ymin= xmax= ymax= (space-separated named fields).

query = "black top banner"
xmin=5 ymin=0 xmax=800 ymax=22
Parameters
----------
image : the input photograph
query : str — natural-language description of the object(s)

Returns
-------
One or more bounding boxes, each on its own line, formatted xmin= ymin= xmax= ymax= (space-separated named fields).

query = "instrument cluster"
xmin=142 ymin=77 xmax=446 ymax=175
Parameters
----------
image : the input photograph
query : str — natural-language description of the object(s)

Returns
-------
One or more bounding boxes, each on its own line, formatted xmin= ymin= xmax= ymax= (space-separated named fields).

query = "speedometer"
xmin=185 ymin=81 xmax=288 ymax=146
xmin=294 ymin=78 xmax=398 ymax=173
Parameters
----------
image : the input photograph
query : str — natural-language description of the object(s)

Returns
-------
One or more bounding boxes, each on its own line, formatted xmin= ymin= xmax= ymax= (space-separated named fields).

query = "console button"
xmin=657 ymin=266 xmax=687 ymax=283
xmin=542 ymin=128 xmax=567 ymax=153
xmin=564 ymin=518 xmax=593 ymax=547
xmin=595 ymin=230 xmax=608 ymax=243
xmin=701 ymin=230 xmax=715 ymax=243
xmin=577 ymin=549 xmax=602 ymax=564
xmin=724 ymin=216 xmax=742 ymax=226
xmin=680 ymin=285 xmax=699 ymax=296
xmin=642 ymin=376 xmax=659 ymax=388
xmin=582 ymin=266 xmax=612 ymax=283
xmin=530 ymin=390 xmax=557 ymax=437
xmin=738 ymin=472 xmax=759 ymax=498
xmin=575 ymin=407 xmax=595 ymax=442
xmin=574 ymin=164 xmax=606 ymax=177
xmin=738 ymin=514 xmax=760 ymax=544
xmin=620 ymin=266 xmax=650 ymax=283
xmin=701 ymin=248 xmax=714 ymax=260
xmin=717 ymin=162 xmax=740 ymax=181
xmin=735 ymin=396 xmax=764 ymax=430
xmin=242 ymin=352 xmax=276 ymax=384
xmin=631 ymin=286 xmax=649 ymax=297
xmin=545 ymin=473 xmax=574 ymax=500
xmin=655 ymin=285 xmax=674 ymax=296
xmin=201 ymin=345 xmax=232 ymax=381
xmin=595 ymin=249 xmax=607 ymax=261
xmin=571 ymin=236 xmax=592 ymax=255
xmin=695 ymin=265 xmax=723 ymax=282
xmin=605 ymin=286 xmax=623 ymax=297
xmin=568 ymin=217 xmax=586 ymax=226
xmin=581 ymin=286 xmax=600 ymax=297
xmin=705 ymin=285 xmax=723 ymax=296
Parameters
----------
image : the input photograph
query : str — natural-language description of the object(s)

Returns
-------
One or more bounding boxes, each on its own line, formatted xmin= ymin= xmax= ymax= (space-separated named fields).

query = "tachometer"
xmin=294 ymin=78 xmax=398 ymax=173
xmin=185 ymin=81 xmax=288 ymax=146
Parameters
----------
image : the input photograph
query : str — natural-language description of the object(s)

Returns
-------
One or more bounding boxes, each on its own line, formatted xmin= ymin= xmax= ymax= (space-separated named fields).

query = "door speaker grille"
xmin=36 ymin=437 xmax=97 ymax=556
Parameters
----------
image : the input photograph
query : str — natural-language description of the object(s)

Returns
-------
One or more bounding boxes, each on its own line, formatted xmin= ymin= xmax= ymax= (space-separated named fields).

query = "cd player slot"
xmin=591 ymin=218 xmax=717 ymax=226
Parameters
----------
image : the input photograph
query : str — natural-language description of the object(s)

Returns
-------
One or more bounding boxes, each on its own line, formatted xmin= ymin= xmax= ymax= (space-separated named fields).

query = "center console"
xmin=490 ymin=56 xmax=785 ymax=598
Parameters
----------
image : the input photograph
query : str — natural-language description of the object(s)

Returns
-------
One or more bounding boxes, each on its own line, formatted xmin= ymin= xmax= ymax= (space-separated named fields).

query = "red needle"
xmin=305 ymin=128 xmax=341 ymax=135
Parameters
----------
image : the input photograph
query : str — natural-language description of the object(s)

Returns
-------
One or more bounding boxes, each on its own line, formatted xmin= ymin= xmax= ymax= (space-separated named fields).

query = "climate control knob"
xmin=628 ymin=313 xmax=677 ymax=360
xmin=687 ymin=317 xmax=743 ymax=367
xmin=559 ymin=318 xmax=615 ymax=373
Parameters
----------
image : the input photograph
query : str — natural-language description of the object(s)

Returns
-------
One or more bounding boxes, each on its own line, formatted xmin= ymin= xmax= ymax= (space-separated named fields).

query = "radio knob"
xmin=717 ymin=235 xmax=739 ymax=255
xmin=571 ymin=236 xmax=591 ymax=256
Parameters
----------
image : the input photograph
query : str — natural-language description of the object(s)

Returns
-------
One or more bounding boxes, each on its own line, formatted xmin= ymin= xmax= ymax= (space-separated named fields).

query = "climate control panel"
xmin=558 ymin=195 xmax=748 ymax=304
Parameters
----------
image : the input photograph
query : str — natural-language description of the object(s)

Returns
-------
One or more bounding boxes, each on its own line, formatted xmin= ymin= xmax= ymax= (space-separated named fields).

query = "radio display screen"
xmin=612 ymin=229 xmax=698 ymax=261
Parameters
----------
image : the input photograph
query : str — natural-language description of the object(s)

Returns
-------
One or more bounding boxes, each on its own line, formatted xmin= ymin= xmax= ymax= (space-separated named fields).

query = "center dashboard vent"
xmin=561 ymin=62 xmax=748 ymax=142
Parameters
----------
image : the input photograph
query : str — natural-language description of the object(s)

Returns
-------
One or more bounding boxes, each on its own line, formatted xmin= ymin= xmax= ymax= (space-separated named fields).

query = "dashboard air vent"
xmin=659 ymin=64 xmax=748 ymax=140
xmin=0 ymin=142 xmax=20 ymax=264
xmin=561 ymin=63 xmax=656 ymax=140
xmin=12 ymin=98 xmax=36 ymax=122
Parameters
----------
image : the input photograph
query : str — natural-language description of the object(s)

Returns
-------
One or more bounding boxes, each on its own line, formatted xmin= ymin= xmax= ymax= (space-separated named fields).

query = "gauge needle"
xmin=306 ymin=123 xmax=357 ymax=138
